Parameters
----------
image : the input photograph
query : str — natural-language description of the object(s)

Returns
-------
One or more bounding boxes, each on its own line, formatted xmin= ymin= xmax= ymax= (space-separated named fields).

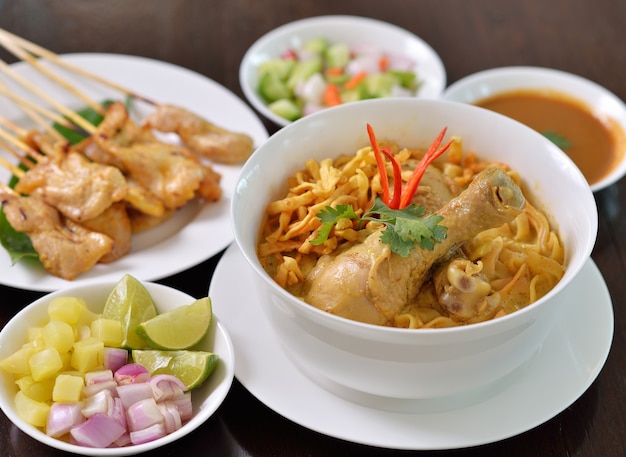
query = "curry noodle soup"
xmin=257 ymin=134 xmax=565 ymax=328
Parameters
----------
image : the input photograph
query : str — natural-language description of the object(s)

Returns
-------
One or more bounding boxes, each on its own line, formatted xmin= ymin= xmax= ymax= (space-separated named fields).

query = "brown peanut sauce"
xmin=475 ymin=89 xmax=625 ymax=186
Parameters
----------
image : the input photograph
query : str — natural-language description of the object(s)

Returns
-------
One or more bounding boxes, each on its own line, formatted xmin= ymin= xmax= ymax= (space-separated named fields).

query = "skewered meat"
xmin=79 ymin=202 xmax=131 ymax=263
xmin=144 ymin=104 xmax=254 ymax=164
xmin=303 ymin=166 xmax=526 ymax=325
xmin=93 ymin=102 xmax=207 ymax=210
xmin=14 ymin=151 xmax=128 ymax=222
xmin=0 ymin=191 xmax=113 ymax=280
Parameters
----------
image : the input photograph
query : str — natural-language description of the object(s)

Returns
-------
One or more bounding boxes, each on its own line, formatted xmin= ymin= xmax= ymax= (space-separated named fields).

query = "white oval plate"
xmin=0 ymin=53 xmax=268 ymax=291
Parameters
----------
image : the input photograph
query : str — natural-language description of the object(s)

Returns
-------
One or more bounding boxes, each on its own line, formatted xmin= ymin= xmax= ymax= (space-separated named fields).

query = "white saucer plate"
xmin=0 ymin=53 xmax=269 ymax=291
xmin=209 ymin=243 xmax=614 ymax=450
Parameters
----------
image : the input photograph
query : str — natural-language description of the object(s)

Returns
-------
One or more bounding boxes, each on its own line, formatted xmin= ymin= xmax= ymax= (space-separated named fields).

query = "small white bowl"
xmin=443 ymin=66 xmax=626 ymax=192
xmin=0 ymin=281 xmax=235 ymax=456
xmin=232 ymin=98 xmax=597 ymax=401
xmin=239 ymin=15 xmax=446 ymax=127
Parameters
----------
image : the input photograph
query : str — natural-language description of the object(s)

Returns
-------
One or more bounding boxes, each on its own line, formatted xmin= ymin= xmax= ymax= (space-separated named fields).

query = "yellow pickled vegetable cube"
xmin=74 ymin=324 xmax=91 ymax=342
xmin=0 ymin=344 xmax=42 ymax=376
xmin=42 ymin=320 xmax=75 ymax=353
xmin=90 ymin=318 xmax=123 ymax=347
xmin=14 ymin=390 xmax=50 ymax=428
xmin=47 ymin=296 xmax=87 ymax=325
xmin=52 ymin=373 xmax=85 ymax=402
xmin=15 ymin=375 xmax=55 ymax=402
xmin=71 ymin=337 xmax=104 ymax=372
xmin=29 ymin=347 xmax=63 ymax=381
xmin=60 ymin=351 xmax=72 ymax=371
xmin=26 ymin=326 xmax=43 ymax=342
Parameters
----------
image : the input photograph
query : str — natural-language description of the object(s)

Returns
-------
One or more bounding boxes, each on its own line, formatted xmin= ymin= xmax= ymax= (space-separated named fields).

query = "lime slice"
xmin=102 ymin=274 xmax=158 ymax=349
xmin=131 ymin=349 xmax=219 ymax=390
xmin=136 ymin=297 xmax=212 ymax=350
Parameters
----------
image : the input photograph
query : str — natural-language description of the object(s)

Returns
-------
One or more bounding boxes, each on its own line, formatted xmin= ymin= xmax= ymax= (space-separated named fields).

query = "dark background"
xmin=0 ymin=1 xmax=624 ymax=456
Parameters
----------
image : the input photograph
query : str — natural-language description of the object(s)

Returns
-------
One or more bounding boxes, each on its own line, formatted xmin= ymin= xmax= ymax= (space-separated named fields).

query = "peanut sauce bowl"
xmin=443 ymin=66 xmax=626 ymax=192
xmin=231 ymin=98 xmax=597 ymax=403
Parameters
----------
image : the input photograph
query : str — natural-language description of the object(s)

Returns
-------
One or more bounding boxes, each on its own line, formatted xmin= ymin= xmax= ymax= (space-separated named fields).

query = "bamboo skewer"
xmin=0 ymin=27 xmax=157 ymax=105
xmin=0 ymin=33 xmax=104 ymax=115
xmin=0 ymin=115 xmax=25 ymax=136
xmin=19 ymin=103 xmax=67 ymax=142
xmin=0 ymin=81 xmax=87 ymax=132
xmin=0 ymin=147 xmax=25 ymax=177
xmin=0 ymin=58 xmax=97 ymax=134
xmin=0 ymin=181 xmax=19 ymax=193
xmin=0 ymin=124 xmax=44 ymax=162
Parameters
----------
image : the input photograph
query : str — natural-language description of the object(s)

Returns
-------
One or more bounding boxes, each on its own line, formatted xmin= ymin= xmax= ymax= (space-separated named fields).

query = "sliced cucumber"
xmin=268 ymin=98 xmax=302 ymax=121
xmin=286 ymin=58 xmax=323 ymax=90
xmin=388 ymin=70 xmax=418 ymax=90
xmin=324 ymin=43 xmax=350 ymax=69
xmin=302 ymin=37 xmax=329 ymax=55
xmin=363 ymin=73 xmax=398 ymax=98
xmin=258 ymin=71 xmax=291 ymax=103
xmin=258 ymin=58 xmax=295 ymax=80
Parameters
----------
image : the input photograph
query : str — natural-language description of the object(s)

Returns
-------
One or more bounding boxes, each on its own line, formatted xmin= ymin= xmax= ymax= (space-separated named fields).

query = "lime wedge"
xmin=131 ymin=349 xmax=219 ymax=390
xmin=102 ymin=274 xmax=158 ymax=349
xmin=136 ymin=297 xmax=212 ymax=350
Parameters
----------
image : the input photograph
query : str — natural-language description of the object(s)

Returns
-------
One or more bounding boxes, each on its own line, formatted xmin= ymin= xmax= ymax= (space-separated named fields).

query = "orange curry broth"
xmin=475 ymin=89 xmax=625 ymax=186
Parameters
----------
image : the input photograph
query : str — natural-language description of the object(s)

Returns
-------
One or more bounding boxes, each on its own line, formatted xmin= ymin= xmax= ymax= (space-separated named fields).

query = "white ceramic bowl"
xmin=239 ymin=15 xmax=446 ymax=127
xmin=232 ymin=98 xmax=597 ymax=401
xmin=0 ymin=281 xmax=235 ymax=456
xmin=443 ymin=66 xmax=626 ymax=192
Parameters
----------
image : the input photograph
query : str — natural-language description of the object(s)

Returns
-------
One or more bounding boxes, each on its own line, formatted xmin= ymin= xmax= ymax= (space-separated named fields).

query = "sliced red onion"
xmin=116 ymin=382 xmax=154 ymax=410
xmin=113 ymin=432 xmax=132 ymax=448
xmin=114 ymin=363 xmax=150 ymax=385
xmin=351 ymin=43 xmax=381 ymax=57
xmin=109 ymin=397 xmax=127 ymax=429
xmin=157 ymin=402 xmax=182 ymax=434
xmin=171 ymin=392 xmax=193 ymax=422
xmin=84 ymin=369 xmax=113 ymax=385
xmin=303 ymin=103 xmax=324 ymax=116
xmin=346 ymin=55 xmax=381 ymax=76
xmin=294 ymin=72 xmax=326 ymax=105
xmin=126 ymin=398 xmax=163 ymax=432
xmin=386 ymin=52 xmax=416 ymax=72
xmin=46 ymin=402 xmax=84 ymax=438
xmin=82 ymin=379 xmax=118 ymax=398
xmin=41 ymin=360 xmax=196 ymax=449
xmin=390 ymin=85 xmax=414 ymax=97
xmin=81 ymin=389 xmax=114 ymax=418
xmin=129 ymin=423 xmax=167 ymax=445
xmin=69 ymin=412 xmax=126 ymax=448
xmin=103 ymin=347 xmax=129 ymax=373
xmin=148 ymin=374 xmax=187 ymax=401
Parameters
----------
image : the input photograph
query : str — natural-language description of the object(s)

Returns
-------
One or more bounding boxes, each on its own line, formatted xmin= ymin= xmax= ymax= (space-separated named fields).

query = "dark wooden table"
xmin=0 ymin=0 xmax=624 ymax=455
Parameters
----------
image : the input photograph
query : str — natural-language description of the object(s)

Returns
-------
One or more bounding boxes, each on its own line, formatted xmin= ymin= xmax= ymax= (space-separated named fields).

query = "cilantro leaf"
xmin=543 ymin=131 xmax=572 ymax=149
xmin=311 ymin=198 xmax=447 ymax=256
xmin=310 ymin=204 xmax=360 ymax=245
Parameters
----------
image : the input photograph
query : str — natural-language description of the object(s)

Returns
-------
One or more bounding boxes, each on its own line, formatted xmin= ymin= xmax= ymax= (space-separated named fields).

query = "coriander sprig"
xmin=311 ymin=124 xmax=452 ymax=256
xmin=310 ymin=198 xmax=447 ymax=257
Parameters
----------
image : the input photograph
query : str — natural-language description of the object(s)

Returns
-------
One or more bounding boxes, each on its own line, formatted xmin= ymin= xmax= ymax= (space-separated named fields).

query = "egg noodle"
xmin=257 ymin=138 xmax=565 ymax=328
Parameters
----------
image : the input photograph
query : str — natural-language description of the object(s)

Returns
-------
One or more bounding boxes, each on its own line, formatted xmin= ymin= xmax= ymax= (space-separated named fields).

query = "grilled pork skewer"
xmin=0 ymin=184 xmax=114 ymax=280
xmin=0 ymin=27 xmax=255 ymax=164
